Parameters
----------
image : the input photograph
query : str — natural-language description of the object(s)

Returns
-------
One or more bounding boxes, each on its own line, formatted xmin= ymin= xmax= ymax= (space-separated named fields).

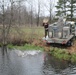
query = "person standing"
xmin=43 ymin=19 xmax=49 ymax=38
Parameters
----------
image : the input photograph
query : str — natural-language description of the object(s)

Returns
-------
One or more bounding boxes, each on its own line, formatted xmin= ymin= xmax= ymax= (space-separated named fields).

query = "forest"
xmin=0 ymin=0 xmax=76 ymax=48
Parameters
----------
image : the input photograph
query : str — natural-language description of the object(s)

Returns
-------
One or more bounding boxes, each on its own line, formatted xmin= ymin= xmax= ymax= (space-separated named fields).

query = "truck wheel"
xmin=67 ymin=40 xmax=73 ymax=47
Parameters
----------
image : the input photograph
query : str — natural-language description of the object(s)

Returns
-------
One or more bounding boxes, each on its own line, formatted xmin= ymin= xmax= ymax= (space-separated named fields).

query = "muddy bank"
xmin=6 ymin=38 xmax=50 ymax=51
xmin=3 ymin=38 xmax=76 ymax=53
xmin=1 ymin=38 xmax=76 ymax=62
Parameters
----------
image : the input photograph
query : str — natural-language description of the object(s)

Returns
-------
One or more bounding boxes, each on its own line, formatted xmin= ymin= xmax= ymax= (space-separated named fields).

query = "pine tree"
xmin=67 ymin=0 xmax=76 ymax=21
xmin=56 ymin=0 xmax=76 ymax=20
xmin=55 ymin=0 xmax=67 ymax=16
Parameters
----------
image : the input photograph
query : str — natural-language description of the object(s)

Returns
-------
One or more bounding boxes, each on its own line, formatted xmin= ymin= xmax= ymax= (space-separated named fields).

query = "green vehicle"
xmin=43 ymin=17 xmax=76 ymax=46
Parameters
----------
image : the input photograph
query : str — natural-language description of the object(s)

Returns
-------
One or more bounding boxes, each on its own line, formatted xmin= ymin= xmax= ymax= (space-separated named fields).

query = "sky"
xmin=0 ymin=0 xmax=58 ymax=17
xmin=23 ymin=0 xmax=58 ymax=17
xmin=43 ymin=0 xmax=58 ymax=16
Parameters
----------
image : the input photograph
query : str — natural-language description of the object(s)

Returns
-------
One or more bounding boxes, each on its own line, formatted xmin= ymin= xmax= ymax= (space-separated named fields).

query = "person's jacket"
xmin=43 ymin=23 xmax=48 ymax=30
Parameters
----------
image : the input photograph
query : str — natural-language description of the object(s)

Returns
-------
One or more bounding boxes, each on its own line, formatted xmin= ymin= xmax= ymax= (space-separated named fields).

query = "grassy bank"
xmin=1 ymin=26 xmax=76 ymax=62
xmin=5 ymin=26 xmax=44 ymax=46
xmin=7 ymin=44 xmax=44 ymax=51
xmin=6 ymin=26 xmax=46 ymax=51
xmin=50 ymin=47 xmax=76 ymax=63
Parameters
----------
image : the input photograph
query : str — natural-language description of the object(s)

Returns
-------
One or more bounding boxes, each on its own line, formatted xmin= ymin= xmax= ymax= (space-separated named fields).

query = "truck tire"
xmin=67 ymin=40 xmax=73 ymax=47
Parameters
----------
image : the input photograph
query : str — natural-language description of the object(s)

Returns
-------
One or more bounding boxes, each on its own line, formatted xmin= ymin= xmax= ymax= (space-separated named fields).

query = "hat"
xmin=43 ymin=18 xmax=49 ymax=23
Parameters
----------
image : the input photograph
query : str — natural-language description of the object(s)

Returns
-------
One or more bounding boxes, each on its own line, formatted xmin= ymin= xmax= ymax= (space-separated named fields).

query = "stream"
xmin=0 ymin=49 xmax=76 ymax=75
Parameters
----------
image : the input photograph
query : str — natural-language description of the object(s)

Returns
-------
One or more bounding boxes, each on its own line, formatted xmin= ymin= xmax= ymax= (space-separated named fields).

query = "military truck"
xmin=43 ymin=17 xmax=76 ymax=46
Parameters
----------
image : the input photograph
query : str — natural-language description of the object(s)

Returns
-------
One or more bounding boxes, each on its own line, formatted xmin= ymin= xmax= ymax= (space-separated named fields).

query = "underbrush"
xmin=1 ymin=26 xmax=76 ymax=62
xmin=5 ymin=27 xmax=44 ymax=45
xmin=50 ymin=47 xmax=76 ymax=63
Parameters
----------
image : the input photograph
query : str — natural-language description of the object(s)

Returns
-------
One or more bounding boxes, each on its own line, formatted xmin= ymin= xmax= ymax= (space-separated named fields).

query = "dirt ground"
xmin=67 ymin=41 xmax=76 ymax=54
xmin=31 ymin=39 xmax=76 ymax=54
xmin=31 ymin=39 xmax=50 ymax=51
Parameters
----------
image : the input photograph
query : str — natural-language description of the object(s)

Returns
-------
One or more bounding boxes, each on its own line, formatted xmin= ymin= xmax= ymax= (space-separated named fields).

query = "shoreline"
xmin=1 ymin=38 xmax=76 ymax=63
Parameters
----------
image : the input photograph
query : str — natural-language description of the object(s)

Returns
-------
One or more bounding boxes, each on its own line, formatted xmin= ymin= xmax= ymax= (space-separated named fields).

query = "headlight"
xmin=49 ymin=32 xmax=52 ymax=38
xmin=58 ymin=32 xmax=62 ymax=38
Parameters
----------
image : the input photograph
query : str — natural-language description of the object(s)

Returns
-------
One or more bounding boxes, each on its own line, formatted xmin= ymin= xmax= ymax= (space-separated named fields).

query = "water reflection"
xmin=0 ymin=49 xmax=76 ymax=75
xmin=0 ymin=48 xmax=10 ymax=75
xmin=43 ymin=53 xmax=76 ymax=75
xmin=0 ymin=50 xmax=44 ymax=75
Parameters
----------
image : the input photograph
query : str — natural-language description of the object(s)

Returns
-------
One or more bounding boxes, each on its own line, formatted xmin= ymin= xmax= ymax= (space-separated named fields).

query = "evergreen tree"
xmin=67 ymin=0 xmax=76 ymax=21
xmin=55 ymin=0 xmax=67 ymax=16
xmin=56 ymin=0 xmax=76 ymax=20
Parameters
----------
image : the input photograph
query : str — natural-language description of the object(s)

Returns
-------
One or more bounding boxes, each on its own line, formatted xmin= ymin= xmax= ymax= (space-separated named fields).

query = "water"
xmin=0 ymin=49 xmax=76 ymax=75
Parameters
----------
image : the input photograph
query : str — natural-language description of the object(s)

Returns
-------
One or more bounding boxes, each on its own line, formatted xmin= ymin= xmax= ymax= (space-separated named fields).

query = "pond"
xmin=0 ymin=49 xmax=76 ymax=75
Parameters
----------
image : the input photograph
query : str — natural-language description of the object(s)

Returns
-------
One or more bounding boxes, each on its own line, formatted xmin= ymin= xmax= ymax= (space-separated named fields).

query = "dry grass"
xmin=7 ymin=26 xmax=51 ymax=51
xmin=7 ymin=26 xmax=44 ymax=45
xmin=1 ymin=25 xmax=76 ymax=53
xmin=68 ymin=41 xmax=76 ymax=54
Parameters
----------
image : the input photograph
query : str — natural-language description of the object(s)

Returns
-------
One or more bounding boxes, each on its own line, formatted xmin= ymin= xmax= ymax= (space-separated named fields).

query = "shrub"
xmin=50 ymin=47 xmax=71 ymax=61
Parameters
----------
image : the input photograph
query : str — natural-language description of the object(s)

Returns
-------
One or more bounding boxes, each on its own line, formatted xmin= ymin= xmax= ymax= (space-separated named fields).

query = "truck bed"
xmin=43 ymin=35 xmax=74 ymax=44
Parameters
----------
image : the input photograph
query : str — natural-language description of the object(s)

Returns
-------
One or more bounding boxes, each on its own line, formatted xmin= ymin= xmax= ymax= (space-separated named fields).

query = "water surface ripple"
xmin=0 ymin=49 xmax=76 ymax=75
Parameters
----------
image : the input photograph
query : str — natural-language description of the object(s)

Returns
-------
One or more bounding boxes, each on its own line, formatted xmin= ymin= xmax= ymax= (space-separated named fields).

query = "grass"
xmin=50 ymin=47 xmax=76 ymax=63
xmin=7 ymin=44 xmax=44 ymax=51
xmin=50 ymin=47 xmax=70 ymax=60
xmin=1 ymin=26 xmax=44 ymax=51
xmin=71 ymin=53 xmax=76 ymax=62
xmin=7 ymin=26 xmax=44 ymax=44
xmin=2 ymin=26 xmax=76 ymax=62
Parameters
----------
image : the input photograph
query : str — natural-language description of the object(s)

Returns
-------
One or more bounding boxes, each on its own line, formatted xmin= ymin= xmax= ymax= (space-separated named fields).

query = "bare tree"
xmin=48 ymin=0 xmax=55 ymax=23
xmin=36 ymin=0 xmax=40 ymax=26
xmin=2 ymin=0 xmax=5 ymax=45
xmin=42 ymin=0 xmax=55 ymax=23
xmin=0 ymin=0 xmax=56 ymax=47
